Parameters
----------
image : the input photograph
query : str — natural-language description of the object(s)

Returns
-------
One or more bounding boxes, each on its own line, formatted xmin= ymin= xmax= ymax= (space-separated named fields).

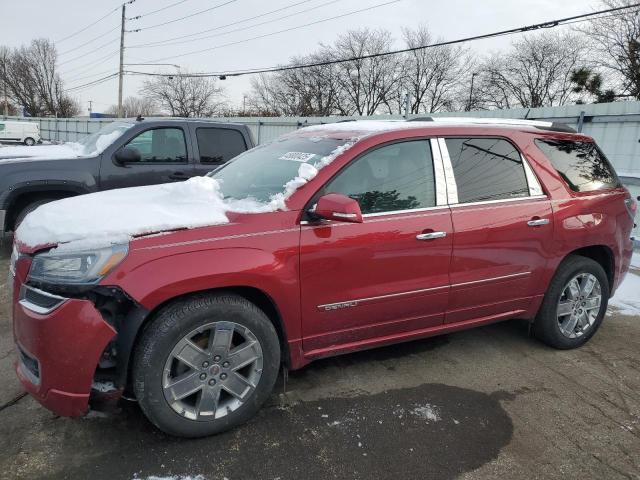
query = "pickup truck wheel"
xmin=534 ymin=256 xmax=609 ymax=349
xmin=24 ymin=137 xmax=35 ymax=146
xmin=132 ymin=293 xmax=280 ymax=438
xmin=14 ymin=198 xmax=55 ymax=229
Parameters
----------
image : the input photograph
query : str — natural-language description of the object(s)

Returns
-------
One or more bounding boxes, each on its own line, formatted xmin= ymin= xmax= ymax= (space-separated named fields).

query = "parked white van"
xmin=0 ymin=121 xmax=41 ymax=145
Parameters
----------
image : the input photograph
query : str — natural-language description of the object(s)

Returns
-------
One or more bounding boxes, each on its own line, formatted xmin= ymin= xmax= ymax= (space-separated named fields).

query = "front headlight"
xmin=28 ymin=244 xmax=128 ymax=286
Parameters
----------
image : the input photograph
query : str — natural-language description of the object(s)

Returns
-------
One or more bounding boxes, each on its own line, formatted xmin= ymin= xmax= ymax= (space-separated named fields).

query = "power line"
xmin=130 ymin=0 xmax=342 ymax=49
xmin=58 ymin=36 xmax=121 ymax=66
xmin=128 ymin=0 xmax=191 ymax=20
xmin=127 ymin=1 xmax=640 ymax=78
xmin=66 ymin=72 xmax=119 ymax=92
xmin=58 ymin=26 xmax=121 ymax=56
xmin=55 ymin=5 xmax=121 ymax=44
xmin=128 ymin=0 xmax=317 ymax=48
xmin=136 ymin=0 xmax=402 ymax=63
xmin=130 ymin=0 xmax=238 ymax=32
xmin=65 ymin=67 xmax=119 ymax=84
xmin=60 ymin=49 xmax=120 ymax=76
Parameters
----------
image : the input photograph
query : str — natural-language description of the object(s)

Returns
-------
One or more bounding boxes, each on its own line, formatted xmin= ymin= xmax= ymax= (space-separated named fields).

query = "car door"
xmin=189 ymin=125 xmax=249 ymax=177
xmin=300 ymin=139 xmax=453 ymax=353
xmin=440 ymin=137 xmax=554 ymax=324
xmin=100 ymin=126 xmax=195 ymax=189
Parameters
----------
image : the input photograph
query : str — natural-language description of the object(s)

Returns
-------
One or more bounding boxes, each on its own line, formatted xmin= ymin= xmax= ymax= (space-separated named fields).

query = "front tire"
xmin=24 ymin=137 xmax=35 ymax=146
xmin=133 ymin=293 xmax=280 ymax=438
xmin=534 ymin=255 xmax=609 ymax=349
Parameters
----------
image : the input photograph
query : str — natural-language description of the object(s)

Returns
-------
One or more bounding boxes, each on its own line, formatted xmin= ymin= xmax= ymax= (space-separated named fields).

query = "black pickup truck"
xmin=0 ymin=118 xmax=254 ymax=235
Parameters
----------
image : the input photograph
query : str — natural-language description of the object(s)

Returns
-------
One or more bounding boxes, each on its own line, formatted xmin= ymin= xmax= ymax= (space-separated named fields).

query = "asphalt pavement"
xmin=0 ymin=239 xmax=638 ymax=480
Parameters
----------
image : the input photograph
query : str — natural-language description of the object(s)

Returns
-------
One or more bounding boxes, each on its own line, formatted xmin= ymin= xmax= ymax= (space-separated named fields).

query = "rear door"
xmin=189 ymin=125 xmax=249 ymax=177
xmin=300 ymin=138 xmax=453 ymax=353
xmin=440 ymin=137 xmax=554 ymax=323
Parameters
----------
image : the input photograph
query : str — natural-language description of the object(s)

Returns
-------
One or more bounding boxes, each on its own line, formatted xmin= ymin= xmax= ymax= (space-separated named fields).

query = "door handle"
xmin=416 ymin=231 xmax=447 ymax=241
xmin=527 ymin=218 xmax=550 ymax=227
xmin=169 ymin=171 xmax=188 ymax=180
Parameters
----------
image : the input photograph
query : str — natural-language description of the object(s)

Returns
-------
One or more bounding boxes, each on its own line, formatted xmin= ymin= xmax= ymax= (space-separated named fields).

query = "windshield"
xmin=78 ymin=121 xmax=134 ymax=156
xmin=210 ymin=136 xmax=352 ymax=202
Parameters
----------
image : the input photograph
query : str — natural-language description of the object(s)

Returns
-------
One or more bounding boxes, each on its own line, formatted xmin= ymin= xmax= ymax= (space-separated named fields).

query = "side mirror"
xmin=313 ymin=193 xmax=363 ymax=223
xmin=114 ymin=146 xmax=141 ymax=165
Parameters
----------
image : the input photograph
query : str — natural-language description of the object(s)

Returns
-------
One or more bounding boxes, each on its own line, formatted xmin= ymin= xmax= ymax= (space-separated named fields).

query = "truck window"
xmin=535 ymin=139 xmax=620 ymax=192
xmin=196 ymin=128 xmax=246 ymax=164
xmin=445 ymin=137 xmax=530 ymax=203
xmin=125 ymin=128 xmax=187 ymax=163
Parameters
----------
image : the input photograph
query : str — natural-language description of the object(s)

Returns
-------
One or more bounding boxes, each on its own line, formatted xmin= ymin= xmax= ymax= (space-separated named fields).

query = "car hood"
xmin=14 ymin=176 xmax=280 ymax=253
xmin=0 ymin=143 xmax=87 ymax=162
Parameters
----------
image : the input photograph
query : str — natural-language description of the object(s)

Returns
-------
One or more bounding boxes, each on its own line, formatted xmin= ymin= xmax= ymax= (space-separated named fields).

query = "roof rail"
xmin=406 ymin=116 xmax=576 ymax=133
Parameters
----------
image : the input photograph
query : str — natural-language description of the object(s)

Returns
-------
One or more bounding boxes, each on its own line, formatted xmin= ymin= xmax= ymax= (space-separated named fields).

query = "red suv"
xmin=11 ymin=119 xmax=636 ymax=437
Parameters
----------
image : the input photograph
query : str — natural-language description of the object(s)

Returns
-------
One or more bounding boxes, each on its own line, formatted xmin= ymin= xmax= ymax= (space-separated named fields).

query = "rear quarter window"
xmin=535 ymin=139 xmax=620 ymax=192
xmin=196 ymin=128 xmax=247 ymax=164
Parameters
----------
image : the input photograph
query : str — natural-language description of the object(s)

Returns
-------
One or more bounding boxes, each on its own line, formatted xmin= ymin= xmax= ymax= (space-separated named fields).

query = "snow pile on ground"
xmin=0 ymin=142 xmax=86 ymax=160
xmin=410 ymin=404 xmax=441 ymax=422
xmin=609 ymin=260 xmax=640 ymax=316
xmin=16 ymin=140 xmax=358 ymax=251
xmin=132 ymin=475 xmax=205 ymax=480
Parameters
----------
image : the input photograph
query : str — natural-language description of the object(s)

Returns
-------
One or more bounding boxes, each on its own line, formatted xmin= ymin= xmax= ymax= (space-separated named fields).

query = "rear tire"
xmin=24 ymin=137 xmax=35 ymax=146
xmin=534 ymin=255 xmax=609 ymax=349
xmin=132 ymin=293 xmax=280 ymax=438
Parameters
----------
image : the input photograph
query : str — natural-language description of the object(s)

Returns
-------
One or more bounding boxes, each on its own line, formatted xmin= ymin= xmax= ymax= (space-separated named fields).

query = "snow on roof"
xmin=298 ymin=120 xmax=430 ymax=136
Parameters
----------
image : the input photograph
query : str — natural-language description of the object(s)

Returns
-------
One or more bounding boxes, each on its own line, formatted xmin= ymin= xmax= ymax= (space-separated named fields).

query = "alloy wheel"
xmin=162 ymin=321 xmax=263 ymax=421
xmin=556 ymin=273 xmax=602 ymax=339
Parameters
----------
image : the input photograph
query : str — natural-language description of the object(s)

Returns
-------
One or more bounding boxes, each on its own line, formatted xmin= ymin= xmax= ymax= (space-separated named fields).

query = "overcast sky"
xmin=2 ymin=0 xmax=595 ymax=115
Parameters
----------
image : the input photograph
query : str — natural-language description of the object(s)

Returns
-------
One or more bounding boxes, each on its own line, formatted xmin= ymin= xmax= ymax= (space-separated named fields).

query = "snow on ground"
xmin=16 ymin=141 xmax=357 ymax=251
xmin=410 ymin=404 xmax=441 ymax=422
xmin=609 ymin=260 xmax=640 ymax=316
xmin=132 ymin=476 xmax=205 ymax=480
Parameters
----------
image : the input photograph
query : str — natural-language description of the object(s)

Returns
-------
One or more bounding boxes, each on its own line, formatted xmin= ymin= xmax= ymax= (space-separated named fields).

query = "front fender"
xmin=106 ymin=246 xmax=301 ymax=341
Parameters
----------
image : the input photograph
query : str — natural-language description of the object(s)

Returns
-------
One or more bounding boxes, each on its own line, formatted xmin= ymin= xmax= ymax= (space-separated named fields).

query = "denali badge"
xmin=321 ymin=301 xmax=358 ymax=311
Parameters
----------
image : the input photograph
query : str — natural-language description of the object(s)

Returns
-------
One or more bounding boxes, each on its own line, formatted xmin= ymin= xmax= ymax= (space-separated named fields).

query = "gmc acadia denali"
xmin=10 ymin=119 xmax=636 ymax=437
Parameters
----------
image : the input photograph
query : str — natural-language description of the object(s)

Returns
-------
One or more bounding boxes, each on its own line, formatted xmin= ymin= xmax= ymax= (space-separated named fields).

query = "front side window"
xmin=324 ymin=140 xmax=436 ymax=214
xmin=535 ymin=139 xmax=620 ymax=192
xmin=196 ymin=128 xmax=246 ymax=164
xmin=445 ymin=137 xmax=529 ymax=203
xmin=125 ymin=127 xmax=187 ymax=163
xmin=0 ymin=123 xmax=5 ymax=132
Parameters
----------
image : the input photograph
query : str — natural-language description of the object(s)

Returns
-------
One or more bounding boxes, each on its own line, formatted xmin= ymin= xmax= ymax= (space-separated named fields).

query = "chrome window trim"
xmin=450 ymin=271 xmax=531 ymax=288
xmin=438 ymin=137 xmax=545 ymax=205
xmin=429 ymin=138 xmax=448 ymax=207
xmin=436 ymin=138 xmax=459 ymax=204
xmin=448 ymin=195 xmax=548 ymax=209
xmin=522 ymin=154 xmax=544 ymax=196
xmin=362 ymin=205 xmax=449 ymax=218
xmin=19 ymin=285 xmax=67 ymax=315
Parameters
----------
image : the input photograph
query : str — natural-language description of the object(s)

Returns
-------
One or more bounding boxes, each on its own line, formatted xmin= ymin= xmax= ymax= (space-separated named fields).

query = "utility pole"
xmin=2 ymin=51 xmax=7 ymax=117
xmin=117 ymin=3 xmax=126 ymax=118
xmin=88 ymin=100 xmax=93 ymax=117
xmin=466 ymin=73 xmax=477 ymax=112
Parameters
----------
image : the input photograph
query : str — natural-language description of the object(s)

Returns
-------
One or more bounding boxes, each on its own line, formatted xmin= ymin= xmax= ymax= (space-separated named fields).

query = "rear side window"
xmin=535 ymin=139 xmax=620 ymax=192
xmin=325 ymin=140 xmax=435 ymax=214
xmin=196 ymin=128 xmax=246 ymax=164
xmin=445 ymin=138 xmax=529 ymax=203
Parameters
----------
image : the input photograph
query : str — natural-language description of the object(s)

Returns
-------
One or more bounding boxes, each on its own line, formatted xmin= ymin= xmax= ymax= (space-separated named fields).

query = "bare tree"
xmin=107 ymin=96 xmax=158 ymax=117
xmin=330 ymin=29 xmax=402 ymax=115
xmin=248 ymin=51 xmax=342 ymax=116
xmin=392 ymin=26 xmax=472 ymax=114
xmin=474 ymin=32 xmax=586 ymax=109
xmin=578 ymin=0 xmax=640 ymax=99
xmin=140 ymin=73 xmax=227 ymax=117
xmin=0 ymin=39 xmax=79 ymax=117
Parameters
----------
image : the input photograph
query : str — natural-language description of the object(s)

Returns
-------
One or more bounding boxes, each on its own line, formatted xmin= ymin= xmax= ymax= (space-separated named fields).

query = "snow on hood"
xmin=15 ymin=140 xmax=357 ymax=252
xmin=16 ymin=177 xmax=231 ymax=251
xmin=0 ymin=142 xmax=86 ymax=161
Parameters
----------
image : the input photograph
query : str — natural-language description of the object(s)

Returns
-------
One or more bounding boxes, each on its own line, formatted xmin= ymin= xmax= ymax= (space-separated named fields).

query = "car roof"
xmin=127 ymin=117 xmax=247 ymax=127
xmin=291 ymin=118 xmax=580 ymax=141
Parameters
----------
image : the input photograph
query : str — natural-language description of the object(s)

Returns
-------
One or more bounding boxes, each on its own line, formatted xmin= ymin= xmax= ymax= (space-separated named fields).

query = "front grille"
xmin=18 ymin=346 xmax=40 ymax=385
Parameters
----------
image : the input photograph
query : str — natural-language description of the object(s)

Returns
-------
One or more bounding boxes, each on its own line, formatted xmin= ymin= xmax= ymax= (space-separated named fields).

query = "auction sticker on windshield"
xmin=279 ymin=152 xmax=316 ymax=162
